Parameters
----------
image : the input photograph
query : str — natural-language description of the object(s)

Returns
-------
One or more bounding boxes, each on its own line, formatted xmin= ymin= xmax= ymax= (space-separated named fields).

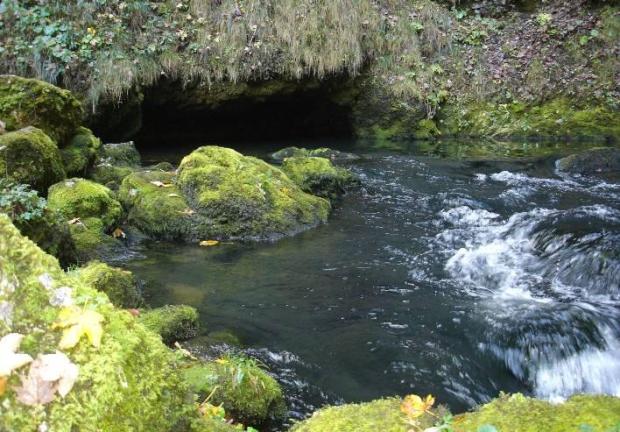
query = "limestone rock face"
xmin=0 ymin=75 xmax=83 ymax=145
xmin=119 ymin=146 xmax=331 ymax=242
xmin=557 ymin=147 xmax=620 ymax=177
xmin=0 ymin=127 xmax=66 ymax=192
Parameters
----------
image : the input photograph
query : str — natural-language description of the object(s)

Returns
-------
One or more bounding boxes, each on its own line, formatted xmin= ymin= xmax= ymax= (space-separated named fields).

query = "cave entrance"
xmin=132 ymin=78 xmax=356 ymax=161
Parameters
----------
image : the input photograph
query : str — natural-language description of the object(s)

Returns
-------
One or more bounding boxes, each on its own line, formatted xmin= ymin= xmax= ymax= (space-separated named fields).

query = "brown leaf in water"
xmin=112 ymin=228 xmax=126 ymax=239
xmin=199 ymin=240 xmax=219 ymax=247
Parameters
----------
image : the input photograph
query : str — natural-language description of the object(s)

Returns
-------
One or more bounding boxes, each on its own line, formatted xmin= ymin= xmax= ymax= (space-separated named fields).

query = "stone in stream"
xmin=88 ymin=141 xmax=143 ymax=189
xmin=557 ymin=147 xmax=620 ymax=177
xmin=281 ymin=156 xmax=360 ymax=200
xmin=270 ymin=146 xmax=361 ymax=164
xmin=118 ymin=145 xmax=331 ymax=242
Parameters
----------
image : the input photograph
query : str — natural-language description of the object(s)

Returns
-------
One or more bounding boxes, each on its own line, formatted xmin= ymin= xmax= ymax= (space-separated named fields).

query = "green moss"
xmin=281 ymin=156 xmax=359 ymax=200
xmin=270 ymin=147 xmax=360 ymax=163
xmin=138 ymin=305 xmax=199 ymax=345
xmin=118 ymin=170 xmax=193 ymax=240
xmin=413 ymin=119 xmax=441 ymax=140
xmin=440 ymin=98 xmax=620 ymax=139
xmin=190 ymin=417 xmax=243 ymax=432
xmin=98 ymin=142 xmax=142 ymax=167
xmin=0 ymin=214 xmax=191 ymax=431
xmin=291 ymin=397 xmax=443 ymax=432
xmin=89 ymin=164 xmax=138 ymax=189
xmin=47 ymin=178 xmax=122 ymax=230
xmin=0 ymin=75 xmax=83 ymax=145
xmin=61 ymin=127 xmax=102 ymax=176
xmin=0 ymin=127 xmax=66 ymax=192
xmin=182 ymin=355 xmax=285 ymax=427
xmin=176 ymin=146 xmax=331 ymax=240
xmin=454 ymin=393 xmax=620 ymax=432
xmin=75 ymin=261 xmax=143 ymax=308
xmin=66 ymin=216 xmax=118 ymax=262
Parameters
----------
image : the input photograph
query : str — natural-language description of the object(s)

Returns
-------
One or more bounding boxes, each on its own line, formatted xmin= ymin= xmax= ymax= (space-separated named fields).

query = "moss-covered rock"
xmin=0 ymin=127 xmax=66 ymax=191
xmin=60 ymin=127 xmax=102 ymax=177
xmin=454 ymin=393 xmax=620 ymax=432
xmin=0 ymin=214 xmax=190 ymax=431
xmin=119 ymin=170 xmax=193 ymax=240
xmin=557 ymin=147 xmax=620 ymax=176
xmin=176 ymin=146 xmax=331 ymax=240
xmin=75 ymin=261 xmax=142 ymax=308
xmin=138 ymin=305 xmax=199 ymax=345
xmin=291 ymin=397 xmax=442 ymax=432
xmin=0 ymin=75 xmax=83 ymax=145
xmin=281 ymin=156 xmax=359 ymax=200
xmin=67 ymin=216 xmax=121 ymax=262
xmin=182 ymin=355 xmax=285 ymax=427
xmin=88 ymin=142 xmax=142 ymax=189
xmin=47 ymin=178 xmax=122 ymax=230
xmin=270 ymin=147 xmax=360 ymax=163
xmin=13 ymin=208 xmax=78 ymax=269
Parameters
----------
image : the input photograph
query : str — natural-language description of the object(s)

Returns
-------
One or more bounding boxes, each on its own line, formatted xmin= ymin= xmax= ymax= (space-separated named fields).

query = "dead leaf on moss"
xmin=0 ymin=376 xmax=7 ymax=396
xmin=0 ymin=333 xmax=33 ymax=377
xmin=15 ymin=352 xmax=79 ymax=405
xmin=67 ymin=217 xmax=84 ymax=226
xmin=53 ymin=307 xmax=104 ymax=349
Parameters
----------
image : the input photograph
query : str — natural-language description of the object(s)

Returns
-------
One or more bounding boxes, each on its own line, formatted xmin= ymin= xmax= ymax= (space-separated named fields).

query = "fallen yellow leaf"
xmin=53 ymin=307 xmax=104 ymax=349
xmin=199 ymin=240 xmax=219 ymax=247
xmin=401 ymin=394 xmax=435 ymax=419
xmin=0 ymin=376 xmax=6 ymax=396
xmin=150 ymin=180 xmax=174 ymax=188
xmin=178 ymin=208 xmax=196 ymax=216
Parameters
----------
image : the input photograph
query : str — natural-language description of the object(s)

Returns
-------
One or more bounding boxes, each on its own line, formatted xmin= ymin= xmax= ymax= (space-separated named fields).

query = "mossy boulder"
xmin=0 ymin=75 xmax=83 ymax=145
xmin=75 ymin=261 xmax=143 ymax=308
xmin=60 ymin=127 xmax=102 ymax=177
xmin=271 ymin=146 xmax=360 ymax=163
xmin=176 ymin=146 xmax=331 ymax=240
xmin=454 ymin=393 xmax=620 ymax=432
xmin=138 ymin=305 xmax=199 ymax=345
xmin=47 ymin=178 xmax=122 ymax=230
xmin=557 ymin=147 xmax=620 ymax=176
xmin=88 ymin=142 xmax=142 ymax=189
xmin=291 ymin=397 xmax=443 ymax=432
xmin=47 ymin=179 xmax=123 ymax=261
xmin=0 ymin=214 xmax=190 ymax=431
xmin=119 ymin=170 xmax=192 ymax=240
xmin=0 ymin=127 xmax=66 ymax=191
xmin=182 ymin=356 xmax=285 ymax=427
xmin=281 ymin=156 xmax=359 ymax=200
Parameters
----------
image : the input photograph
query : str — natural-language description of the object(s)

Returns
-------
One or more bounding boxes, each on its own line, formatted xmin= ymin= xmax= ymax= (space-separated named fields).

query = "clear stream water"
xmin=123 ymin=139 xmax=620 ymax=426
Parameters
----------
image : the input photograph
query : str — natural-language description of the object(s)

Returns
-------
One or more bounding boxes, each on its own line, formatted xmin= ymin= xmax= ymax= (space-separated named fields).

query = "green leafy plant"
xmin=0 ymin=179 xmax=47 ymax=223
xmin=536 ymin=13 xmax=552 ymax=27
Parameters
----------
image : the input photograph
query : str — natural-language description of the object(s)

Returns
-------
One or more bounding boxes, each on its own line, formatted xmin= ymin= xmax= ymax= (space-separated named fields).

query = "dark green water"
xmin=124 ymin=139 xmax=620 ymax=425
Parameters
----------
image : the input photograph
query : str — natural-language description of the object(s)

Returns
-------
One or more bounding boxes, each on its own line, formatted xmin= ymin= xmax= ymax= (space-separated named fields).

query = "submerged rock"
xmin=0 ymin=215 xmax=189 ymax=431
xmin=271 ymin=146 xmax=360 ymax=163
xmin=0 ymin=75 xmax=83 ymax=145
xmin=557 ymin=147 xmax=620 ymax=177
xmin=75 ymin=261 xmax=143 ymax=308
xmin=281 ymin=156 xmax=360 ymax=200
xmin=120 ymin=146 xmax=330 ymax=242
xmin=60 ymin=127 xmax=102 ymax=177
xmin=182 ymin=355 xmax=285 ymax=427
xmin=138 ymin=305 xmax=199 ymax=345
xmin=0 ymin=127 xmax=66 ymax=192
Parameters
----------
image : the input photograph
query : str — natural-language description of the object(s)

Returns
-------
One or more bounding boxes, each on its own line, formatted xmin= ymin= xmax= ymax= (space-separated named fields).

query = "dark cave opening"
xmin=131 ymin=81 xmax=355 ymax=158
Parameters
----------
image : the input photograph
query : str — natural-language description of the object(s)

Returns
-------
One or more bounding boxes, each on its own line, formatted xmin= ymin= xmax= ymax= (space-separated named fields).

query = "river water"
xmin=124 ymin=139 xmax=620 ymax=425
